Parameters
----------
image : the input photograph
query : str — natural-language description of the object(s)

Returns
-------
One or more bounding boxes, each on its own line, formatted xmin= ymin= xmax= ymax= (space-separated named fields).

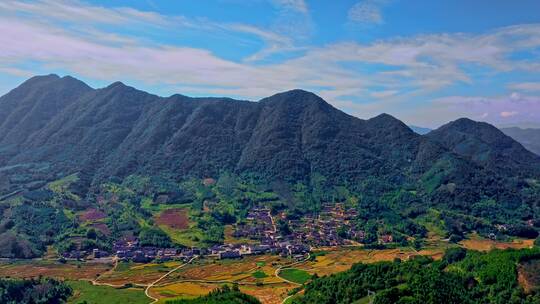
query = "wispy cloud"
xmin=406 ymin=93 xmax=540 ymax=128
xmin=500 ymin=111 xmax=518 ymax=117
xmin=508 ymin=82 xmax=540 ymax=92
xmin=0 ymin=0 xmax=539 ymax=126
xmin=348 ymin=0 xmax=389 ymax=24
xmin=270 ymin=0 xmax=308 ymax=14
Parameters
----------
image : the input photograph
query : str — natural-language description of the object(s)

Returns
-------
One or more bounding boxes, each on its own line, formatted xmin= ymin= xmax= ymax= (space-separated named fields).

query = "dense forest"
xmin=1 ymin=169 xmax=540 ymax=257
xmin=0 ymin=277 xmax=72 ymax=304
xmin=291 ymin=248 xmax=540 ymax=304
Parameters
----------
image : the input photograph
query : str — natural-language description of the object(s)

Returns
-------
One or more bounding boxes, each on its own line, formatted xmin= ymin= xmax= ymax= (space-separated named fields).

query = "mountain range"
xmin=1 ymin=74 xmax=540 ymax=209
xmin=501 ymin=127 xmax=540 ymax=156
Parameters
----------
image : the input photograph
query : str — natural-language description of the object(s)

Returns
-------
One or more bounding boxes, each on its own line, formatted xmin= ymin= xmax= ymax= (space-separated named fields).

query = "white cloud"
xmin=0 ymin=0 xmax=540 ymax=126
xmin=405 ymin=93 xmax=540 ymax=128
xmin=508 ymin=82 xmax=540 ymax=92
xmin=271 ymin=0 xmax=308 ymax=14
xmin=348 ymin=0 xmax=388 ymax=24
xmin=370 ymin=90 xmax=398 ymax=98
xmin=500 ymin=111 xmax=518 ymax=118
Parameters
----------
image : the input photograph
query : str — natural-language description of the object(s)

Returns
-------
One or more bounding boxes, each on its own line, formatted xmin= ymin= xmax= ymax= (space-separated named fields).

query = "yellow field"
xmin=460 ymin=235 xmax=535 ymax=251
xmin=2 ymin=237 xmax=534 ymax=304
xmin=0 ymin=260 xmax=111 ymax=280
xmin=152 ymin=281 xmax=219 ymax=300
xmin=240 ymin=283 xmax=295 ymax=304
xmin=97 ymin=262 xmax=176 ymax=285
xmin=298 ymin=247 xmax=445 ymax=276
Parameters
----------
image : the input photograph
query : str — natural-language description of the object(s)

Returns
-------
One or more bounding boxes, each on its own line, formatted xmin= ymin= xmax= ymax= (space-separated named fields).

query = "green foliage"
xmin=0 ymin=277 xmax=72 ymax=304
xmin=67 ymin=280 xmax=148 ymax=304
xmin=279 ymin=268 xmax=312 ymax=284
xmin=292 ymin=248 xmax=540 ymax=304
xmin=165 ymin=285 xmax=261 ymax=304
xmin=139 ymin=227 xmax=172 ymax=248
xmin=252 ymin=270 xmax=268 ymax=279
xmin=443 ymin=247 xmax=467 ymax=264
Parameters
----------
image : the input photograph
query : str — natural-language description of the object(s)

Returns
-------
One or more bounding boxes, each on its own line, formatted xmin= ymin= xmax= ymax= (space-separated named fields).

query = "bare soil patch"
xmin=460 ymin=238 xmax=534 ymax=251
xmin=79 ymin=209 xmax=106 ymax=222
xmin=155 ymin=208 xmax=189 ymax=230
xmin=518 ymin=259 xmax=540 ymax=294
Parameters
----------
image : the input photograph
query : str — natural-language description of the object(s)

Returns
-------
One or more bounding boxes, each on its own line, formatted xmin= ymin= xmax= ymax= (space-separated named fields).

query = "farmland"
xmin=155 ymin=208 xmax=190 ymax=230
xmin=0 ymin=235 xmax=537 ymax=304
xmin=67 ymin=280 xmax=148 ymax=304
xmin=460 ymin=234 xmax=535 ymax=251
xmin=278 ymin=268 xmax=311 ymax=284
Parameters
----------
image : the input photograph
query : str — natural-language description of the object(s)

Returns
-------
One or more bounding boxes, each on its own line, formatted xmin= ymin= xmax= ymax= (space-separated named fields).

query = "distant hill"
xmin=426 ymin=118 xmax=540 ymax=176
xmin=409 ymin=125 xmax=432 ymax=135
xmin=501 ymin=127 xmax=540 ymax=156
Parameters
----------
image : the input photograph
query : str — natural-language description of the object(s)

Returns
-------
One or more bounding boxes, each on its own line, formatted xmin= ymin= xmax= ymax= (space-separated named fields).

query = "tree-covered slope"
xmin=0 ymin=75 xmax=539 ymax=222
xmin=427 ymin=118 xmax=540 ymax=176
xmin=292 ymin=248 xmax=540 ymax=304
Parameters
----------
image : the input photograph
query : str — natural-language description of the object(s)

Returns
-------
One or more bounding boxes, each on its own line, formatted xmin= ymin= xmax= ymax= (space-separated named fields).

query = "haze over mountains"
xmin=1 ymin=74 xmax=539 ymax=208
xmin=501 ymin=127 xmax=540 ymax=156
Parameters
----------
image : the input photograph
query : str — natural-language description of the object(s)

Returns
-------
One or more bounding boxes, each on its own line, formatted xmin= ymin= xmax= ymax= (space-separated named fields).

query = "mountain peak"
xmin=259 ymin=89 xmax=335 ymax=113
xmin=19 ymin=74 xmax=60 ymax=86
xmin=106 ymin=81 xmax=128 ymax=89
xmin=428 ymin=117 xmax=540 ymax=175
xmin=261 ymin=89 xmax=322 ymax=102
xmin=368 ymin=113 xmax=410 ymax=128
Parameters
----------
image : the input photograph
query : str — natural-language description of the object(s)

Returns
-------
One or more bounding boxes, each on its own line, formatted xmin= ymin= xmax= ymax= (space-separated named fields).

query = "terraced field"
xmin=2 ymin=240 xmax=532 ymax=304
xmin=460 ymin=234 xmax=535 ymax=251
xmin=67 ymin=280 xmax=148 ymax=304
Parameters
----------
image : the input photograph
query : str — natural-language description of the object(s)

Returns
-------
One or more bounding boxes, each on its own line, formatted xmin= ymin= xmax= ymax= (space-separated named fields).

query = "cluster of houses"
xmin=112 ymin=236 xmax=198 ymax=262
xmin=62 ymin=248 xmax=110 ymax=260
xmin=233 ymin=207 xmax=276 ymax=244
xmin=61 ymin=204 xmax=398 ymax=263
xmin=279 ymin=203 xmax=365 ymax=247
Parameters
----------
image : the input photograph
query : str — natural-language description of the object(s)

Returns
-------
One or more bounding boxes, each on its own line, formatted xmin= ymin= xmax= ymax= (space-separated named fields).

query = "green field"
xmin=252 ymin=270 xmax=268 ymax=279
xmin=279 ymin=268 xmax=312 ymax=284
xmin=67 ymin=280 xmax=148 ymax=304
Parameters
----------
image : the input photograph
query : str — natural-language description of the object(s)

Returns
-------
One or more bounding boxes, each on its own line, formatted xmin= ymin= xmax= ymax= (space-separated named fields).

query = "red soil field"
xmin=79 ymin=209 xmax=106 ymax=222
xmin=89 ymin=222 xmax=111 ymax=236
xmin=155 ymin=208 xmax=189 ymax=230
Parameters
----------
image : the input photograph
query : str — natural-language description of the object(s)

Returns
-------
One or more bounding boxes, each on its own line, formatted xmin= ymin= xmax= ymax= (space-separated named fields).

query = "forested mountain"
xmin=2 ymin=75 xmax=538 ymax=190
xmin=502 ymin=127 xmax=540 ymax=156
xmin=1 ymin=75 xmax=540 ymax=257
xmin=427 ymin=118 xmax=540 ymax=176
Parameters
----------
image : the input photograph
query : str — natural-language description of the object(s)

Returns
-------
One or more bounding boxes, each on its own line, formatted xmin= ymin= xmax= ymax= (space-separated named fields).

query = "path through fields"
xmin=145 ymin=257 xmax=196 ymax=304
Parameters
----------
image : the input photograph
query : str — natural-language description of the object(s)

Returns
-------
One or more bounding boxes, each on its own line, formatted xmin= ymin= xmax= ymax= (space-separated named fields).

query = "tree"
xmin=86 ymin=228 xmax=97 ymax=240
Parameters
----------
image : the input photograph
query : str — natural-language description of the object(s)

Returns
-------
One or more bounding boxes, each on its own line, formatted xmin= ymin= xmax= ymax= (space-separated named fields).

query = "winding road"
xmin=145 ymin=256 xmax=196 ymax=304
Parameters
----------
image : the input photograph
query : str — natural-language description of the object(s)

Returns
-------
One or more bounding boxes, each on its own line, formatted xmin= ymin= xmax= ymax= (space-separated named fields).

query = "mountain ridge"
xmin=1 ymin=75 xmax=539 ymax=210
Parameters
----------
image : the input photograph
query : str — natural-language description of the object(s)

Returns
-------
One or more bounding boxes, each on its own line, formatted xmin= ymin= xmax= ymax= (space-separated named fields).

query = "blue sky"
xmin=1 ymin=0 xmax=540 ymax=128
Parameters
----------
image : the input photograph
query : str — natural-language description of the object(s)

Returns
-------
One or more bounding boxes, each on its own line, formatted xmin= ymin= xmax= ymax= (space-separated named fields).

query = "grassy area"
xmin=67 ymin=280 xmax=148 ymax=304
xmin=416 ymin=209 xmax=447 ymax=239
xmin=48 ymin=173 xmax=79 ymax=193
xmin=279 ymin=268 xmax=312 ymax=284
xmin=140 ymin=199 xmax=192 ymax=215
xmin=160 ymin=224 xmax=206 ymax=248
xmin=252 ymin=270 xmax=268 ymax=279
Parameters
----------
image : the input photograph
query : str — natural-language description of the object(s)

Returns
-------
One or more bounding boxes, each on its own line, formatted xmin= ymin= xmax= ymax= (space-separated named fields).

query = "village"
xmin=62 ymin=204 xmax=394 ymax=264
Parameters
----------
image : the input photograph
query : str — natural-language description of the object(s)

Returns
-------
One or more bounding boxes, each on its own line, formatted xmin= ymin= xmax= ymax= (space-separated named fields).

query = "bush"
xmin=139 ymin=227 xmax=172 ymax=247
xmin=443 ymin=247 xmax=467 ymax=264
